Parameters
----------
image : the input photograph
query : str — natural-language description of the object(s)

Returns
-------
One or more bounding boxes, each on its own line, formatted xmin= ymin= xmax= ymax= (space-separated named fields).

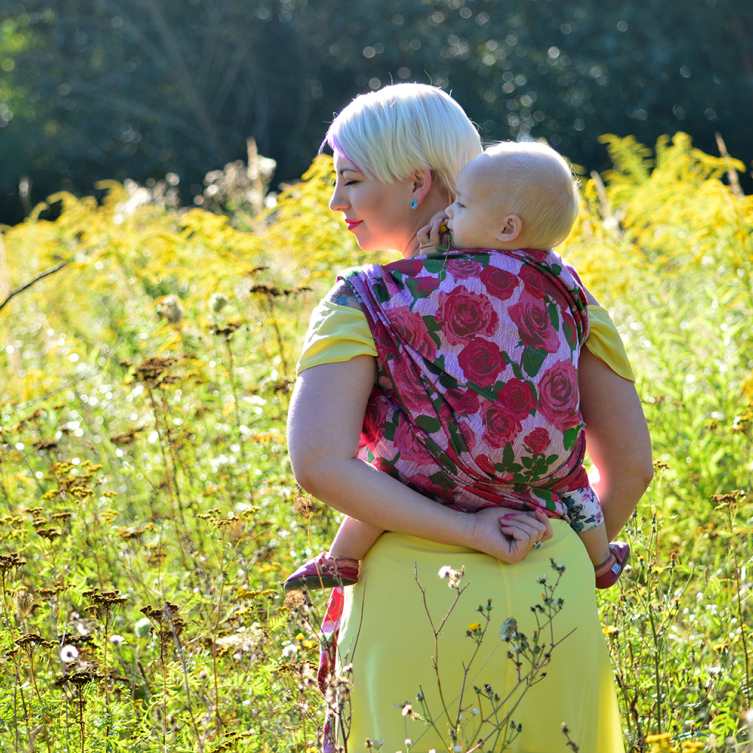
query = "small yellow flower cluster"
xmin=645 ymin=733 xmax=704 ymax=753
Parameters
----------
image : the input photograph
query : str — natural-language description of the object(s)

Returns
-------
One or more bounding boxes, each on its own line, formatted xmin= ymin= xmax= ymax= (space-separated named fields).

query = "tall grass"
xmin=0 ymin=134 xmax=750 ymax=752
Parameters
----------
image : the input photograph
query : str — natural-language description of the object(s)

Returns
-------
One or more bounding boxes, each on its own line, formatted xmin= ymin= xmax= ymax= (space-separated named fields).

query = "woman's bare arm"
xmin=579 ymin=347 xmax=653 ymax=540
xmin=287 ymin=356 xmax=550 ymax=563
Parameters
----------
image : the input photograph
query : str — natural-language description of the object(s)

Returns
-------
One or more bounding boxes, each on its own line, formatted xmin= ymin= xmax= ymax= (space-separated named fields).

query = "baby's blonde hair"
xmin=323 ymin=83 xmax=482 ymax=196
xmin=484 ymin=141 xmax=580 ymax=249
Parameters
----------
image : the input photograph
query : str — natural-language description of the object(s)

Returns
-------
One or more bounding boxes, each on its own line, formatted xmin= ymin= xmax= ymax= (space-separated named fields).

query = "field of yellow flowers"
xmin=0 ymin=133 xmax=751 ymax=752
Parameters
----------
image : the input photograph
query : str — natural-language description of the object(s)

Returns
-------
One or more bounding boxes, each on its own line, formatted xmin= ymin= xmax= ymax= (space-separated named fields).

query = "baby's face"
xmin=445 ymin=155 xmax=513 ymax=250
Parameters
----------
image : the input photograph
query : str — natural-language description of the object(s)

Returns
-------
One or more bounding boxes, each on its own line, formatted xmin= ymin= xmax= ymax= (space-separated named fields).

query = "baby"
xmin=285 ymin=142 xmax=629 ymax=592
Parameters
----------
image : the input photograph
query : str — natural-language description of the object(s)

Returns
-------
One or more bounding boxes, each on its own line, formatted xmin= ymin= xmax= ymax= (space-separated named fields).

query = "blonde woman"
xmin=287 ymin=83 xmax=652 ymax=752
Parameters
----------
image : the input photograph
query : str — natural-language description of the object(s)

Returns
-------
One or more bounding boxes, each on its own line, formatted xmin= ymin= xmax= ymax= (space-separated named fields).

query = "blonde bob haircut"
xmin=484 ymin=141 xmax=580 ymax=249
xmin=323 ymin=83 xmax=482 ymax=196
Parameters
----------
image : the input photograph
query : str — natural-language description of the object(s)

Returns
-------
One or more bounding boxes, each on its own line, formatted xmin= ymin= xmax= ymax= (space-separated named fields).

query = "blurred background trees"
xmin=1 ymin=0 xmax=751 ymax=224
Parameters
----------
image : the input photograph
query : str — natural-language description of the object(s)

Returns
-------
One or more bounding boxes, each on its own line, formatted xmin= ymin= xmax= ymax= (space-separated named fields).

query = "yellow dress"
xmin=337 ymin=524 xmax=625 ymax=752
xmin=298 ymin=303 xmax=632 ymax=752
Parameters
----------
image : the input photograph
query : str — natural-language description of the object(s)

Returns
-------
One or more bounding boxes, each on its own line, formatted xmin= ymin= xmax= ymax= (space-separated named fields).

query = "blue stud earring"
xmin=410 ymin=199 xmax=418 ymax=209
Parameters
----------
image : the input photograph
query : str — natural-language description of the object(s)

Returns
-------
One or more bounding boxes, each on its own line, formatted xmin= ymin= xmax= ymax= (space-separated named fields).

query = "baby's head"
xmin=445 ymin=141 xmax=580 ymax=251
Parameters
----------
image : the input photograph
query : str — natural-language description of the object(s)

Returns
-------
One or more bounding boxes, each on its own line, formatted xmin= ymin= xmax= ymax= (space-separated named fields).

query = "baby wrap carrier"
xmin=318 ymin=248 xmax=596 ymax=727
xmin=344 ymin=247 xmax=592 ymax=520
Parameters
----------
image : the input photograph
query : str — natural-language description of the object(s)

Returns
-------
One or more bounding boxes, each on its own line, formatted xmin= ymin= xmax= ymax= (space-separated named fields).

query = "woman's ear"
xmin=496 ymin=214 xmax=523 ymax=243
xmin=410 ymin=167 xmax=433 ymax=207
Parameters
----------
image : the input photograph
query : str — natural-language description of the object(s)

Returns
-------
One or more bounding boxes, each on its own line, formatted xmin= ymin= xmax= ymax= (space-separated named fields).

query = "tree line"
xmin=0 ymin=0 xmax=751 ymax=224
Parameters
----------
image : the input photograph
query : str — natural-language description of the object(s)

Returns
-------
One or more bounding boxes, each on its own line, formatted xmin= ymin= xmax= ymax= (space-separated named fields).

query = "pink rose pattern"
xmin=436 ymin=288 xmax=499 ymax=346
xmin=342 ymin=248 xmax=591 ymax=521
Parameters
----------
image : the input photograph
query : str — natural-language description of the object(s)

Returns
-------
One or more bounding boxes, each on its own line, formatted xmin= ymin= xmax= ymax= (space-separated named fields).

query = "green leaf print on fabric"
xmin=423 ymin=258 xmax=449 ymax=275
xmin=522 ymin=347 xmax=548 ymax=377
xmin=383 ymin=411 xmax=400 ymax=442
xmin=562 ymin=316 xmax=575 ymax=349
xmin=373 ymin=280 xmax=391 ymax=304
xmin=563 ymin=424 xmax=583 ymax=451
xmin=448 ymin=423 xmax=469 ymax=455
xmin=437 ymin=452 xmax=459 ymax=476
xmin=416 ymin=415 xmax=442 ymax=434
xmin=548 ymin=302 xmax=560 ymax=331
xmin=429 ymin=471 xmax=454 ymax=490
xmin=422 ymin=315 xmax=443 ymax=349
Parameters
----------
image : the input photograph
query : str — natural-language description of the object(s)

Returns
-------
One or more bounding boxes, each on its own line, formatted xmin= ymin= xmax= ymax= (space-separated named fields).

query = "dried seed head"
xmin=292 ymin=495 xmax=314 ymax=519
xmin=499 ymin=617 xmax=518 ymax=641
xmin=284 ymin=590 xmax=306 ymax=610
xmin=14 ymin=590 xmax=33 ymax=619
xmin=156 ymin=294 xmax=184 ymax=325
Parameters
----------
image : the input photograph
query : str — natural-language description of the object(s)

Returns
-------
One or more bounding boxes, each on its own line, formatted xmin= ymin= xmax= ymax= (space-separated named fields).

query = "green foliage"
xmin=2 ymin=0 xmax=753 ymax=223
xmin=0 ymin=134 xmax=751 ymax=751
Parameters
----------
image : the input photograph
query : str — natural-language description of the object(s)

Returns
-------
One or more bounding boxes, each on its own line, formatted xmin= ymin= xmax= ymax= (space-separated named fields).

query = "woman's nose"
xmin=329 ymin=183 xmax=348 ymax=212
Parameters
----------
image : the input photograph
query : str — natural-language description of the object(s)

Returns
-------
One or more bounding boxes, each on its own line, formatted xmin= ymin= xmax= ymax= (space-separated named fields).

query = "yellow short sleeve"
xmin=296 ymin=301 xmax=377 ymax=375
xmin=586 ymin=305 xmax=635 ymax=382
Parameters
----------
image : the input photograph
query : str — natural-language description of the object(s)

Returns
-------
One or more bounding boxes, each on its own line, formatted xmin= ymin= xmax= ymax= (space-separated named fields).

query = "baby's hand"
xmin=417 ymin=212 xmax=451 ymax=254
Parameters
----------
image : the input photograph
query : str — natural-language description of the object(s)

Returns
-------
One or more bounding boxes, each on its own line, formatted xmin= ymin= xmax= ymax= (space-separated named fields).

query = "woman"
xmin=287 ymin=83 xmax=652 ymax=752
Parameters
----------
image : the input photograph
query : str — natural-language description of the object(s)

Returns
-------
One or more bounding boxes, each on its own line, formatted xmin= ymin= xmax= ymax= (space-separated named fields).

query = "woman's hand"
xmin=468 ymin=507 xmax=553 ymax=564
xmin=417 ymin=211 xmax=450 ymax=254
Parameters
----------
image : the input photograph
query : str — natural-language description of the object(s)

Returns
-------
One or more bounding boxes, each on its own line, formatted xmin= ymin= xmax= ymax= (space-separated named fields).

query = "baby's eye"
xmin=344 ymin=180 xmax=358 ymax=187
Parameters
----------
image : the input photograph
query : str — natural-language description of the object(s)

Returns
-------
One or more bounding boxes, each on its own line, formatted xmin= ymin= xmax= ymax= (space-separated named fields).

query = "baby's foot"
xmin=594 ymin=542 xmax=630 ymax=589
xmin=283 ymin=552 xmax=360 ymax=591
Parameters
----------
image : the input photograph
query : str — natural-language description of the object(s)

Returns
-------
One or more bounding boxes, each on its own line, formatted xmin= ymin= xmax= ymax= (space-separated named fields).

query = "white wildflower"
xmin=217 ymin=623 xmax=263 ymax=659
xmin=281 ymin=643 xmax=299 ymax=659
xmin=210 ymin=292 xmax=230 ymax=314
xmin=134 ymin=617 xmax=152 ymax=638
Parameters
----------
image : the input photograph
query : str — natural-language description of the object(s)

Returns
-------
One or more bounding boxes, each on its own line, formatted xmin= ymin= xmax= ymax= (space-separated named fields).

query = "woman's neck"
xmin=400 ymin=187 xmax=452 ymax=258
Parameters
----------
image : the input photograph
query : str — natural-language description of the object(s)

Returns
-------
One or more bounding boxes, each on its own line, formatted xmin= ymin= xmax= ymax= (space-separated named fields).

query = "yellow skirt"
xmin=336 ymin=521 xmax=624 ymax=753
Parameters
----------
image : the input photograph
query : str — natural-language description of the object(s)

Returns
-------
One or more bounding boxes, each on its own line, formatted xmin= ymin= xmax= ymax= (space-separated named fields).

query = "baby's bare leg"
xmin=329 ymin=515 xmax=384 ymax=560
xmin=578 ymin=521 xmax=611 ymax=567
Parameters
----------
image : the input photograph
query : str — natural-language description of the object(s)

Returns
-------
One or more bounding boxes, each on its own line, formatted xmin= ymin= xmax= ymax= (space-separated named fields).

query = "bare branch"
xmin=0 ymin=262 xmax=69 ymax=314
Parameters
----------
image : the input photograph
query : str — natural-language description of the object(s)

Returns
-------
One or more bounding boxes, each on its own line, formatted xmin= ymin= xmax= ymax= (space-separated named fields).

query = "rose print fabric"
xmin=342 ymin=247 xmax=593 ymax=521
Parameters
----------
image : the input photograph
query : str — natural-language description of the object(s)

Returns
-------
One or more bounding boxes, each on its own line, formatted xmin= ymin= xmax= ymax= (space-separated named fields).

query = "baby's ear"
xmin=496 ymin=214 xmax=523 ymax=243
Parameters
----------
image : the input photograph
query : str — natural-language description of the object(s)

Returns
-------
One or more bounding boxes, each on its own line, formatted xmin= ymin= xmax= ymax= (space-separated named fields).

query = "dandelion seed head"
xmin=60 ymin=645 xmax=79 ymax=663
xmin=438 ymin=565 xmax=464 ymax=588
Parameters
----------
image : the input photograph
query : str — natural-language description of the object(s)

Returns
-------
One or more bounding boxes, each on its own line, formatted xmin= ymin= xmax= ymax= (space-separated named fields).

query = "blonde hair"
xmin=323 ymin=83 xmax=482 ymax=196
xmin=483 ymin=141 xmax=580 ymax=249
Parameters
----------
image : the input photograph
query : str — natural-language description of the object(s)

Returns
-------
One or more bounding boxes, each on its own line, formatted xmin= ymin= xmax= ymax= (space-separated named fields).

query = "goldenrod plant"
xmin=0 ymin=133 xmax=750 ymax=750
